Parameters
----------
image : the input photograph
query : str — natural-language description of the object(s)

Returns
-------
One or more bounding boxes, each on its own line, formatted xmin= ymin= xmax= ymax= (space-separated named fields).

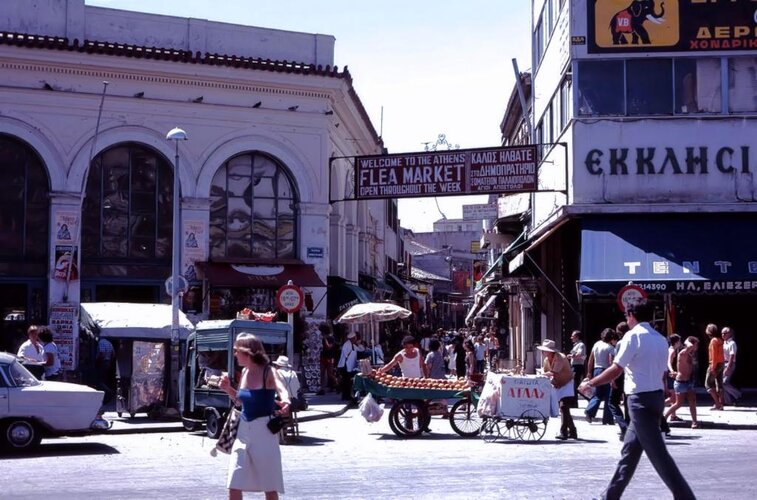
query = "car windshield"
xmin=9 ymin=360 xmax=41 ymax=387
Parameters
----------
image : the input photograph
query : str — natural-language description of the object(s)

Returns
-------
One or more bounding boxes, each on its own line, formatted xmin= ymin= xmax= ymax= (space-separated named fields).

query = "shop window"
xmin=675 ymin=58 xmax=721 ymax=114
xmin=0 ymin=135 xmax=49 ymax=262
xmin=627 ymin=59 xmax=673 ymax=115
xmin=209 ymin=152 xmax=297 ymax=260
xmin=728 ymin=57 xmax=757 ymax=113
xmin=209 ymin=287 xmax=275 ymax=319
xmin=577 ymin=60 xmax=624 ymax=116
xmin=83 ymin=143 xmax=173 ymax=262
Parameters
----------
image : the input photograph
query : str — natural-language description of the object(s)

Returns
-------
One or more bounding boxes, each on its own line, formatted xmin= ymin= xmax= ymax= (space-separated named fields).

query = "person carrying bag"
xmin=218 ymin=333 xmax=291 ymax=499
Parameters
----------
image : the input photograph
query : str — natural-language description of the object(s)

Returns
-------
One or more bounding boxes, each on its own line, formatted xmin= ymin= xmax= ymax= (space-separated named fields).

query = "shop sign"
xmin=276 ymin=284 xmax=304 ymax=313
xmin=617 ymin=283 xmax=648 ymax=311
xmin=463 ymin=203 xmax=497 ymax=220
xmin=307 ymin=247 xmax=324 ymax=259
xmin=573 ymin=121 xmax=757 ymax=204
xmin=588 ymin=0 xmax=757 ymax=53
xmin=354 ymin=145 xmax=537 ymax=200
xmin=49 ymin=302 xmax=77 ymax=370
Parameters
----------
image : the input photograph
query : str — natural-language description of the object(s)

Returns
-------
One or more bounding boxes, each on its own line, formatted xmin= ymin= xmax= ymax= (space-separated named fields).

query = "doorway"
xmin=0 ymin=284 xmax=28 ymax=353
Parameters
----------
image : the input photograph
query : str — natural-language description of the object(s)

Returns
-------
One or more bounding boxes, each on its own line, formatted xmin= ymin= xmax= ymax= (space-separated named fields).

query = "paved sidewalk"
xmin=102 ymin=387 xmax=756 ymax=435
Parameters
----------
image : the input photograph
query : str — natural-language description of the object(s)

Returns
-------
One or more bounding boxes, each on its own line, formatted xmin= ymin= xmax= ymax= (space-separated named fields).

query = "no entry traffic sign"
xmin=276 ymin=284 xmax=304 ymax=313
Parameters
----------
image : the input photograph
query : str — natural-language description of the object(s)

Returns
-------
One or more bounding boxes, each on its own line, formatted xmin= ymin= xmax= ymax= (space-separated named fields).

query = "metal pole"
xmin=170 ymin=140 xmax=181 ymax=409
xmin=171 ymin=140 xmax=181 ymax=344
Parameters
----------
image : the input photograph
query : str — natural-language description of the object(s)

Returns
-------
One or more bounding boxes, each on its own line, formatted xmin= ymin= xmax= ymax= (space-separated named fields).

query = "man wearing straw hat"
xmin=580 ymin=298 xmax=695 ymax=500
xmin=537 ymin=339 xmax=577 ymax=441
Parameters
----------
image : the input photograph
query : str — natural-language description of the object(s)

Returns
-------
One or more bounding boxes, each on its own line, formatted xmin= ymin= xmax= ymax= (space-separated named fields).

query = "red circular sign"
xmin=276 ymin=284 xmax=304 ymax=313
xmin=617 ymin=284 xmax=648 ymax=312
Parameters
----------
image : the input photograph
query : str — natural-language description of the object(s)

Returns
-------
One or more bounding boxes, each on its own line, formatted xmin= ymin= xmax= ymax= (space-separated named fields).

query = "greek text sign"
xmin=588 ymin=0 xmax=757 ymax=53
xmin=354 ymin=146 xmax=537 ymax=200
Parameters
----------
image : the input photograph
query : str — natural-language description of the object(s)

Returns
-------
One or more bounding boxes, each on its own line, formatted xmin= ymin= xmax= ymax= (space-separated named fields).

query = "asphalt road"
xmin=2 ymin=406 xmax=757 ymax=500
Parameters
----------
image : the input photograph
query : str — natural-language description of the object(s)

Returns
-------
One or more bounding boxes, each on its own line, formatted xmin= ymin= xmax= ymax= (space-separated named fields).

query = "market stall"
xmin=80 ymin=302 xmax=194 ymax=418
xmin=354 ymin=370 xmax=481 ymax=438
xmin=476 ymin=371 xmax=556 ymax=442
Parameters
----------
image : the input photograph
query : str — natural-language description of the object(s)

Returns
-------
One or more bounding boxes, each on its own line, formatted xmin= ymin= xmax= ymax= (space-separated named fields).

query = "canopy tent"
xmin=80 ymin=302 xmax=194 ymax=340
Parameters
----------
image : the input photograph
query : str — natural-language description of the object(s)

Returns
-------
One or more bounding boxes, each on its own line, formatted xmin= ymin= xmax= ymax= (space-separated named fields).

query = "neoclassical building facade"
xmin=0 ymin=0 xmax=397 ymax=358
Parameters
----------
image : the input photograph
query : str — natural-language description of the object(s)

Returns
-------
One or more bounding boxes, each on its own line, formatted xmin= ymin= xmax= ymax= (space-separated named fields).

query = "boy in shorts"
xmin=664 ymin=336 xmax=700 ymax=428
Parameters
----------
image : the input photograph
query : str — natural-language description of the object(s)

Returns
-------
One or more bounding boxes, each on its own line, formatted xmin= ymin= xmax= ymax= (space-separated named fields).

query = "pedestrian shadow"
xmin=372 ymin=432 xmax=463 ymax=441
xmin=0 ymin=441 xmax=119 ymax=459
xmin=281 ymin=434 xmax=334 ymax=447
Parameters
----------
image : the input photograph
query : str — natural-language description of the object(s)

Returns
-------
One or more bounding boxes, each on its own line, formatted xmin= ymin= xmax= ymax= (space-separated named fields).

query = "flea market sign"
xmin=354 ymin=146 xmax=537 ymax=200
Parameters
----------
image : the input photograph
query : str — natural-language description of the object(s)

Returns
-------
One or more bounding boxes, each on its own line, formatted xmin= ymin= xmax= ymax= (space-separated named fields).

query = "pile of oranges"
xmin=368 ymin=370 xmax=469 ymax=391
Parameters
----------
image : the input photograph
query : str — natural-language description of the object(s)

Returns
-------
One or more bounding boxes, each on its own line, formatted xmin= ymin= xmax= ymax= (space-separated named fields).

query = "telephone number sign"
xmin=354 ymin=145 xmax=537 ymax=200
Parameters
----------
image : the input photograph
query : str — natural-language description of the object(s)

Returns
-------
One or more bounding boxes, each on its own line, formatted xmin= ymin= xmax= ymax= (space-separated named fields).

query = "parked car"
xmin=0 ymin=352 xmax=108 ymax=451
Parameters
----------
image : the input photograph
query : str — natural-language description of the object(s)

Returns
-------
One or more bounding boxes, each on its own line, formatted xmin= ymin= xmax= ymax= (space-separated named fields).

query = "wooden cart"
xmin=353 ymin=374 xmax=482 ymax=438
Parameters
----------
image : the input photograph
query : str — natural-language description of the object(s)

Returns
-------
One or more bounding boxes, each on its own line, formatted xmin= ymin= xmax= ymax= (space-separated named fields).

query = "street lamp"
xmin=166 ymin=127 xmax=187 ymax=408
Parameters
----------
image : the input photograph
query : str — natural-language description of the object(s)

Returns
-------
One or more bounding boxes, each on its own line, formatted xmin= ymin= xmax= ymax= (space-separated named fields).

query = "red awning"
xmin=199 ymin=262 xmax=325 ymax=288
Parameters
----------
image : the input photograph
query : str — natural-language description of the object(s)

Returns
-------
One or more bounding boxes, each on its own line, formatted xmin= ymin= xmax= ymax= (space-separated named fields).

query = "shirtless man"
xmin=665 ymin=336 xmax=700 ymax=429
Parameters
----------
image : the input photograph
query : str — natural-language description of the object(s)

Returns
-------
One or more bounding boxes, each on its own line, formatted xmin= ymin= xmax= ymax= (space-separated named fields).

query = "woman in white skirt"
xmin=220 ymin=334 xmax=291 ymax=500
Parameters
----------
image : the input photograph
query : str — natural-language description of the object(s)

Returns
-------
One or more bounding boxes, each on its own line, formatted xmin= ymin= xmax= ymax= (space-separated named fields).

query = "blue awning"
xmin=579 ymin=215 xmax=757 ymax=295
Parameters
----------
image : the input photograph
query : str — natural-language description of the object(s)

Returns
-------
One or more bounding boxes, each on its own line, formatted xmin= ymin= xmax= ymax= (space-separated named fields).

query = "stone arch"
xmin=0 ymin=116 xmax=65 ymax=191
xmin=66 ymin=124 xmax=194 ymax=196
xmin=197 ymin=132 xmax=318 ymax=203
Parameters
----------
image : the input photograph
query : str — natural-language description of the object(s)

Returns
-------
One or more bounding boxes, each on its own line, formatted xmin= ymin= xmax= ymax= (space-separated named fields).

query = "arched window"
xmin=82 ymin=143 xmax=173 ymax=262
xmin=0 ymin=134 xmax=49 ymax=266
xmin=209 ymin=153 xmax=296 ymax=260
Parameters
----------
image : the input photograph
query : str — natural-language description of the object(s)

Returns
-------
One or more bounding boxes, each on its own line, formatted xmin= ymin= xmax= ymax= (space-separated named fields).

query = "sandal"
xmin=691 ymin=422 xmax=700 ymax=429
xmin=669 ymin=416 xmax=684 ymax=422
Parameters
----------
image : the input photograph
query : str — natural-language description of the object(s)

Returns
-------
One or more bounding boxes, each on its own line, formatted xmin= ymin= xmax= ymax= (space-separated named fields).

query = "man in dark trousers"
xmin=580 ymin=298 xmax=695 ymax=500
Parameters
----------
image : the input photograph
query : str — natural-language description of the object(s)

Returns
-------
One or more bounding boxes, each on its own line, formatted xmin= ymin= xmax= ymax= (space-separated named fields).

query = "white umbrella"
xmin=335 ymin=302 xmax=412 ymax=365
xmin=335 ymin=302 xmax=412 ymax=324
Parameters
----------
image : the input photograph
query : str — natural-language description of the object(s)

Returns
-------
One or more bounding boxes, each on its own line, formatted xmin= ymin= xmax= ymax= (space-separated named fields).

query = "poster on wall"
xmin=49 ymin=303 xmax=77 ymax=370
xmin=54 ymin=211 xmax=78 ymax=244
xmin=588 ymin=0 xmax=757 ymax=53
xmin=53 ymin=245 xmax=78 ymax=281
xmin=182 ymin=220 xmax=206 ymax=283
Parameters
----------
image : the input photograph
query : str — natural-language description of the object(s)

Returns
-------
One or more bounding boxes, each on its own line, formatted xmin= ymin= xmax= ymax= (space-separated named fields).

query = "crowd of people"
xmin=570 ymin=319 xmax=742 ymax=440
xmin=307 ymin=323 xmax=505 ymax=401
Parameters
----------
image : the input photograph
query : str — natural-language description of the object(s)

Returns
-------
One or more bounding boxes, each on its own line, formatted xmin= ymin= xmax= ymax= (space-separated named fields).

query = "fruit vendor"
xmin=378 ymin=335 xmax=425 ymax=378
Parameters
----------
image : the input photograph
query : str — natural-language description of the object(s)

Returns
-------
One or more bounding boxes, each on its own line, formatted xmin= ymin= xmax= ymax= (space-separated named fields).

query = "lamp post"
xmin=166 ymin=127 xmax=187 ymax=409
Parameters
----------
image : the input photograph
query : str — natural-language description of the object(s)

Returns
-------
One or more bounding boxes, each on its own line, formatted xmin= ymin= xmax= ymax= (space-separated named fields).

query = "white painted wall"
xmin=0 ymin=1 xmax=383 ymax=323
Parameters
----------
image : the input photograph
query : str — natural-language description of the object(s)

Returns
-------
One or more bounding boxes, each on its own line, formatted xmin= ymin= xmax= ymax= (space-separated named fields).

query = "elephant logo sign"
xmin=594 ymin=0 xmax=678 ymax=48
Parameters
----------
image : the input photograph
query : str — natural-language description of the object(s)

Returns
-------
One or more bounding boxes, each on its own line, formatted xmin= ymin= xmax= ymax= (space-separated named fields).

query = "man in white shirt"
xmin=17 ymin=325 xmax=45 ymax=362
xmin=722 ymin=327 xmax=741 ymax=405
xmin=585 ymin=328 xmax=616 ymax=424
xmin=581 ymin=298 xmax=694 ymax=500
xmin=337 ymin=332 xmax=363 ymax=401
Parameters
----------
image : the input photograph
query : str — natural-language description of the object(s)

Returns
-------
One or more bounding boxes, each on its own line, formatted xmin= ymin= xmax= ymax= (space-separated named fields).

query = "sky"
xmin=87 ymin=0 xmax=533 ymax=232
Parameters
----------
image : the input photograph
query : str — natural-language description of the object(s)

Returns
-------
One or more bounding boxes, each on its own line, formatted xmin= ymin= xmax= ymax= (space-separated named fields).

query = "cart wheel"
xmin=501 ymin=418 xmax=519 ymax=440
xmin=516 ymin=409 xmax=547 ymax=441
xmin=480 ymin=417 xmax=500 ymax=443
xmin=449 ymin=399 xmax=482 ymax=437
xmin=388 ymin=400 xmax=427 ymax=438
